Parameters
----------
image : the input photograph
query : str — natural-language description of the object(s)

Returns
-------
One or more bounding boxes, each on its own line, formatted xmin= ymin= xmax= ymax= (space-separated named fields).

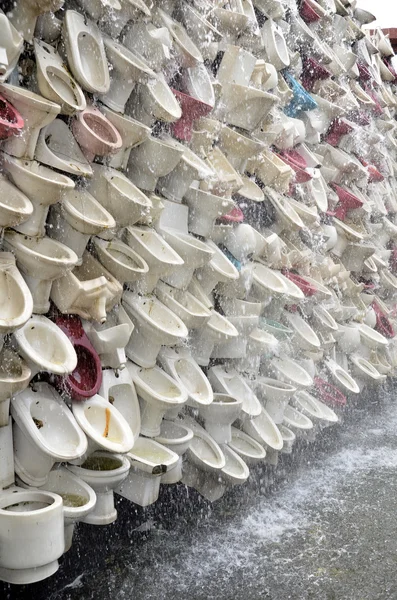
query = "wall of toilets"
xmin=0 ymin=0 xmax=396 ymax=586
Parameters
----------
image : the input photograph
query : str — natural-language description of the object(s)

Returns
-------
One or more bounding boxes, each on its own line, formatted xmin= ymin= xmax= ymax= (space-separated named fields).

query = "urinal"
xmin=0 ymin=486 xmax=65 ymax=584
xmin=83 ymin=304 xmax=134 ymax=370
xmin=123 ymin=225 xmax=184 ymax=293
xmin=197 ymin=393 xmax=243 ymax=444
xmin=99 ymin=37 xmax=156 ymax=113
xmin=0 ymin=253 xmax=33 ymax=344
xmin=0 ymin=153 xmax=75 ymax=237
xmin=12 ymin=315 xmax=77 ymax=379
xmin=195 ymin=239 xmax=239 ymax=295
xmin=92 ymin=238 xmax=149 ymax=288
xmin=255 ymin=377 xmax=297 ymax=424
xmin=271 ymin=357 xmax=313 ymax=389
xmin=158 ymin=347 xmax=213 ymax=408
xmin=7 ymin=0 xmax=64 ymax=43
xmin=62 ymin=10 xmax=110 ymax=95
xmin=157 ymin=144 xmax=214 ymax=202
xmin=154 ymin=420 xmax=194 ymax=484
xmin=116 ymin=437 xmax=179 ymax=506
xmin=325 ymin=359 xmax=360 ymax=394
xmin=127 ymin=362 xmax=188 ymax=436
xmin=183 ymin=186 xmax=236 ymax=238
xmin=189 ymin=309 xmax=239 ymax=366
xmin=99 ymin=105 xmax=151 ymax=170
xmin=72 ymin=106 xmax=123 ymax=163
xmin=11 ymin=382 xmax=87 ymax=487
xmin=67 ymin=451 xmax=130 ymax=525
xmin=47 ymin=188 xmax=116 ymax=265
xmin=35 ymin=120 xmax=93 ymax=178
xmin=208 ymin=366 xmax=262 ymax=419
xmin=0 ymin=83 xmax=60 ymax=159
xmin=0 ymin=10 xmax=23 ymax=83
xmin=38 ymin=468 xmax=96 ymax=552
xmin=241 ymin=408 xmax=284 ymax=451
xmin=4 ymin=232 xmax=78 ymax=315
xmin=0 ymin=349 xmax=31 ymax=428
xmin=122 ymin=291 xmax=189 ymax=368
xmin=33 ymin=40 xmax=86 ymax=115
xmin=127 ymin=135 xmax=184 ymax=192
xmin=283 ymin=311 xmax=321 ymax=352
xmin=228 ymin=426 xmax=267 ymax=464
xmin=54 ymin=316 xmax=103 ymax=402
xmin=128 ymin=73 xmax=182 ymax=126
xmin=51 ymin=251 xmax=123 ymax=324
xmin=72 ymin=393 xmax=135 ymax=461
xmin=214 ymin=82 xmax=279 ymax=131
xmin=99 ymin=367 xmax=141 ymax=440
xmin=155 ymin=281 xmax=211 ymax=329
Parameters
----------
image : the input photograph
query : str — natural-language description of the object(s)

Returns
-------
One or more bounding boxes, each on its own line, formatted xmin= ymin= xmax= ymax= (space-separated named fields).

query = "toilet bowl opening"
xmin=0 ymin=98 xmax=18 ymax=124
xmin=47 ymin=67 xmax=80 ymax=106
xmin=81 ymin=455 xmax=123 ymax=471
xmin=83 ymin=114 xmax=118 ymax=143
xmin=69 ymin=346 xmax=100 ymax=393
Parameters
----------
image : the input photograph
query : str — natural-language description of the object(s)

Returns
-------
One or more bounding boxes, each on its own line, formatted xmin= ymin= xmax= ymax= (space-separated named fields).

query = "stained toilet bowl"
xmin=158 ymin=347 xmax=213 ymax=408
xmin=155 ymin=281 xmax=211 ymax=329
xmin=228 ymin=426 xmax=267 ymax=465
xmin=123 ymin=226 xmax=184 ymax=293
xmin=0 ymin=253 xmax=33 ymax=345
xmin=255 ymin=376 xmax=297 ymax=424
xmin=67 ymin=452 xmax=130 ymax=525
xmin=0 ymin=153 xmax=75 ymax=237
xmin=241 ymin=408 xmax=284 ymax=451
xmin=0 ymin=83 xmax=60 ymax=159
xmin=116 ymin=437 xmax=179 ymax=506
xmin=127 ymin=361 xmax=187 ymax=437
xmin=72 ymin=106 xmax=122 ymax=162
xmin=38 ymin=468 xmax=96 ymax=551
xmin=99 ymin=367 xmax=141 ymax=440
xmin=93 ymin=238 xmax=149 ymax=287
xmin=0 ymin=174 xmax=33 ymax=229
xmin=12 ymin=315 xmax=77 ymax=378
xmin=62 ymin=10 xmax=110 ymax=95
xmin=33 ymin=39 xmax=86 ymax=115
xmin=11 ymin=382 xmax=87 ymax=487
xmin=208 ymin=366 xmax=262 ymax=419
xmin=47 ymin=188 xmax=116 ymax=264
xmin=198 ymin=393 xmax=243 ymax=444
xmin=154 ymin=420 xmax=194 ymax=484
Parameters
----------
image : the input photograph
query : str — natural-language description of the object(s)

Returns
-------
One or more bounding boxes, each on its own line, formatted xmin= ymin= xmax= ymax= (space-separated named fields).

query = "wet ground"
xmin=3 ymin=382 xmax=397 ymax=600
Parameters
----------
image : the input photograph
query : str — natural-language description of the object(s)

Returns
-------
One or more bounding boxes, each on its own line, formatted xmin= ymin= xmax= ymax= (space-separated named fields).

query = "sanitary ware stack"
xmin=0 ymin=0 xmax=397 ymax=585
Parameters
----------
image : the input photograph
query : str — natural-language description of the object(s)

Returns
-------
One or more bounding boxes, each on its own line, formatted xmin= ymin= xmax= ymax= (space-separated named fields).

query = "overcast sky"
xmin=358 ymin=0 xmax=397 ymax=28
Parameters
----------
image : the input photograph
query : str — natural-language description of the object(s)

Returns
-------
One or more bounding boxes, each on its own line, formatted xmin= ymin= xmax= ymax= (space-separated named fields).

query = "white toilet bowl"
xmin=350 ymin=354 xmax=386 ymax=383
xmin=180 ymin=416 xmax=226 ymax=487
xmin=67 ymin=452 xmax=130 ymax=525
xmin=228 ymin=426 xmax=267 ymax=465
xmin=196 ymin=444 xmax=250 ymax=502
xmin=0 ymin=174 xmax=33 ymax=230
xmin=208 ymin=366 xmax=262 ymax=419
xmin=255 ymin=376 xmax=297 ymax=424
xmin=154 ymin=420 xmax=194 ymax=484
xmin=283 ymin=405 xmax=314 ymax=439
xmin=189 ymin=309 xmax=239 ymax=366
xmin=195 ymin=239 xmax=240 ymax=295
xmin=127 ymin=135 xmax=184 ymax=192
xmin=11 ymin=382 xmax=87 ymax=487
xmin=92 ymin=238 xmax=149 ymax=287
xmin=12 ymin=315 xmax=77 ymax=378
xmin=83 ymin=305 xmax=134 ymax=370
xmin=359 ymin=323 xmax=389 ymax=349
xmin=283 ymin=311 xmax=321 ymax=352
xmin=271 ymin=357 xmax=314 ymax=389
xmin=325 ymin=358 xmax=360 ymax=394
xmin=128 ymin=73 xmax=182 ymax=126
xmin=0 ymin=349 xmax=31 ymax=427
xmin=0 ymin=153 xmax=75 ymax=237
xmin=38 ymin=468 xmax=96 ymax=551
xmin=0 ymin=10 xmax=23 ymax=82
xmin=0 ymin=83 xmax=60 ymax=159
xmin=293 ymin=390 xmax=338 ymax=428
xmin=0 ymin=253 xmax=33 ymax=344
xmin=183 ymin=186 xmax=236 ymax=238
xmin=158 ymin=347 xmax=213 ymax=409
xmin=127 ymin=361 xmax=187 ymax=437
xmin=155 ymin=281 xmax=211 ymax=329
xmin=198 ymin=393 xmax=243 ymax=443
xmin=241 ymin=408 xmax=283 ymax=451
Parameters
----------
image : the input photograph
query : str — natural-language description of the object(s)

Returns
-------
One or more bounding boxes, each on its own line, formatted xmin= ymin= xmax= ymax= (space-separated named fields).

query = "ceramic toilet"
xmin=47 ymin=188 xmax=116 ymax=264
xmin=241 ymin=407 xmax=284 ymax=452
xmin=123 ymin=225 xmax=184 ymax=293
xmin=67 ymin=452 xmax=130 ymax=525
xmin=51 ymin=251 xmax=123 ymax=324
xmin=349 ymin=354 xmax=385 ymax=383
xmin=154 ymin=420 xmax=194 ymax=484
xmin=152 ymin=7 xmax=203 ymax=68
xmin=271 ymin=357 xmax=313 ymax=389
xmin=7 ymin=0 xmax=64 ymax=43
xmin=283 ymin=405 xmax=314 ymax=439
xmin=180 ymin=415 xmax=226 ymax=487
xmin=359 ymin=323 xmax=389 ymax=349
xmin=0 ymin=253 xmax=33 ymax=347
xmin=198 ymin=393 xmax=243 ymax=443
xmin=0 ymin=10 xmax=23 ymax=83
xmin=0 ymin=83 xmax=60 ymax=159
xmin=228 ymin=426 xmax=267 ymax=465
xmin=195 ymin=239 xmax=240 ymax=295
xmin=127 ymin=135 xmax=184 ymax=192
xmin=255 ymin=377 xmax=297 ymax=424
xmin=62 ymin=10 xmax=110 ymax=95
xmin=283 ymin=311 xmax=321 ymax=353
xmin=116 ymin=437 xmax=179 ymax=507
xmin=99 ymin=37 xmax=156 ymax=113
xmin=325 ymin=358 xmax=360 ymax=394
xmin=0 ymin=173 xmax=33 ymax=230
xmin=128 ymin=73 xmax=182 ymax=126
xmin=195 ymin=443 xmax=250 ymax=502
xmin=208 ymin=366 xmax=262 ymax=420
xmin=127 ymin=361 xmax=187 ymax=437
xmin=12 ymin=315 xmax=77 ymax=379
xmin=33 ymin=40 xmax=86 ymax=115
xmin=158 ymin=347 xmax=213 ymax=409
xmin=122 ymin=291 xmax=189 ymax=368
xmin=92 ymin=238 xmax=149 ymax=288
xmin=99 ymin=367 xmax=141 ymax=441
xmin=293 ymin=390 xmax=338 ymax=428
xmin=83 ymin=305 xmax=134 ymax=370
xmin=155 ymin=281 xmax=211 ymax=329
xmin=38 ymin=467 xmax=96 ymax=551
xmin=189 ymin=309 xmax=239 ymax=366
xmin=183 ymin=186 xmax=236 ymax=238
xmin=0 ymin=153 xmax=75 ymax=237
xmin=214 ymin=82 xmax=279 ymax=132
xmin=0 ymin=349 xmax=31 ymax=428
xmin=35 ymin=120 xmax=93 ymax=178
xmin=122 ymin=20 xmax=172 ymax=71
xmin=72 ymin=106 xmax=123 ymax=163
xmin=11 ymin=382 xmax=88 ymax=487
xmin=0 ymin=92 xmax=24 ymax=141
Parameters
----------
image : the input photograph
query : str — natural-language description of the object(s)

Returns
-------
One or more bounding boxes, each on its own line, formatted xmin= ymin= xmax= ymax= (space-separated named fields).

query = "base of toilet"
xmin=160 ymin=457 xmax=182 ymax=485
xmin=0 ymin=559 xmax=59 ymax=585
xmin=22 ymin=274 xmax=52 ymax=314
xmin=116 ymin=466 xmax=162 ymax=507
xmin=81 ymin=490 xmax=117 ymax=526
xmin=181 ymin=462 xmax=225 ymax=501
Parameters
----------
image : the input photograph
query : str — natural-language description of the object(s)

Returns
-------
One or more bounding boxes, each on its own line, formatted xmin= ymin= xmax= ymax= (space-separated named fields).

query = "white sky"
xmin=358 ymin=0 xmax=397 ymax=28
